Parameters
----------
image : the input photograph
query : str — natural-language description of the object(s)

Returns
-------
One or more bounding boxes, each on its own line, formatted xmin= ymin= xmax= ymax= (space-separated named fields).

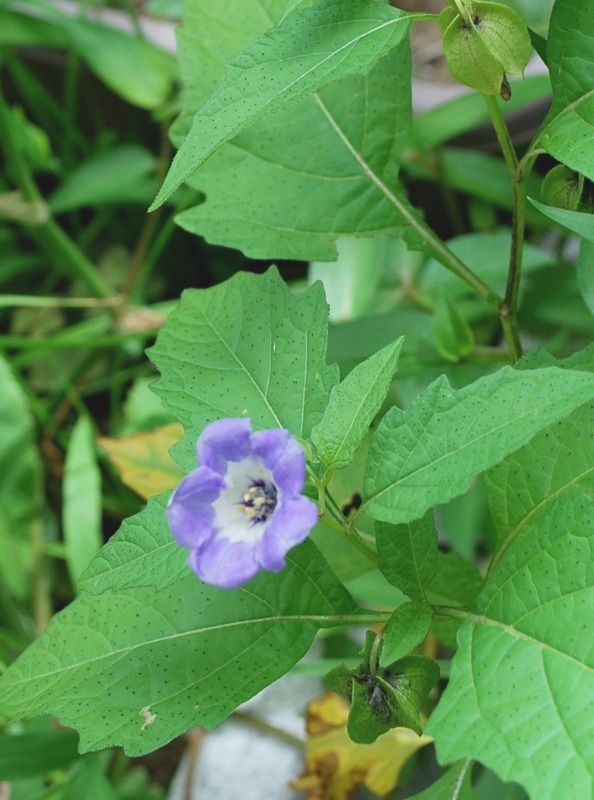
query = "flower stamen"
xmin=237 ymin=479 xmax=278 ymax=523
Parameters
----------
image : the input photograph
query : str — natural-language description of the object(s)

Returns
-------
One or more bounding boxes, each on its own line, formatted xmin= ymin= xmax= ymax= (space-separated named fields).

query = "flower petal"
xmin=189 ymin=537 xmax=260 ymax=589
xmin=198 ymin=417 xmax=252 ymax=474
xmin=256 ymin=495 xmax=318 ymax=571
xmin=166 ymin=466 xmax=224 ymax=548
xmin=251 ymin=429 xmax=306 ymax=495
xmin=168 ymin=418 xmax=318 ymax=589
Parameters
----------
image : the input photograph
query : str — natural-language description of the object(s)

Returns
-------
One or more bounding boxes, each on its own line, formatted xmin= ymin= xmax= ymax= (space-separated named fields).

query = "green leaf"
xmin=280 ymin=0 xmax=318 ymax=21
xmin=484 ymin=353 xmax=594 ymax=552
xmin=577 ymin=239 xmax=594 ymax=316
xmin=174 ymin=37 xmax=414 ymax=260
xmin=49 ymin=146 xmax=157 ymax=212
xmin=426 ymin=552 xmax=483 ymax=608
xmin=0 ymin=7 xmax=67 ymax=48
xmin=311 ymin=338 xmax=403 ymax=471
xmin=71 ymin=22 xmax=177 ymax=110
xmin=0 ymin=540 xmax=358 ymax=755
xmin=427 ymin=552 xmax=484 ymax=648
xmin=428 ymin=350 xmax=594 ymax=798
xmin=528 ymin=197 xmax=594 ymax=242
xmin=363 ymin=365 xmax=594 ymax=525
xmin=380 ymin=602 xmax=433 ymax=666
xmin=62 ymin=757 xmax=118 ymax=800
xmin=376 ymin=512 xmax=438 ymax=602
xmin=528 ymin=26 xmax=548 ymax=65
xmin=0 ymin=731 xmax=80 ymax=780
xmin=63 ymin=417 xmax=103 ymax=587
xmin=406 ymin=760 xmax=477 ymax=800
xmin=171 ymin=0 xmax=287 ymax=143
xmin=148 ymin=267 xmax=337 ymax=469
xmin=150 ymin=0 xmax=414 ymax=209
xmin=428 ymin=492 xmax=594 ymax=799
xmin=0 ymin=354 xmax=42 ymax=600
xmin=516 ymin=341 xmax=594 ymax=372
xmin=537 ymin=0 xmax=594 ymax=181
xmin=78 ymin=494 xmax=184 ymax=595
xmin=12 ymin=0 xmax=177 ymax=109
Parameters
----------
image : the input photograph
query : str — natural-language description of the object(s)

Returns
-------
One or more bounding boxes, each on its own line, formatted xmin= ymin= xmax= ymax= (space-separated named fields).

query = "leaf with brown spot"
xmin=98 ymin=423 xmax=184 ymax=499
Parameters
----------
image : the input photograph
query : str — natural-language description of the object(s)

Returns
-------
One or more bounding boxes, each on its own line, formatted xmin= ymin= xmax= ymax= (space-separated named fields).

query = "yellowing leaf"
xmin=291 ymin=692 xmax=432 ymax=799
xmin=98 ymin=423 xmax=184 ymax=499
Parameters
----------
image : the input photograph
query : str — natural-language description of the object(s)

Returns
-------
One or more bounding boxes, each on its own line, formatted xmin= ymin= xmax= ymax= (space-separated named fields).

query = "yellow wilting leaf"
xmin=290 ymin=692 xmax=432 ymax=799
xmin=98 ymin=423 xmax=184 ymax=499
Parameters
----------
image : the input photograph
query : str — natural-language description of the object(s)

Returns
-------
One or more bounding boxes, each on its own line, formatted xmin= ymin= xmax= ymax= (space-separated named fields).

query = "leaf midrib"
xmin=364 ymin=384 xmax=594 ymax=513
xmin=463 ymin=610 xmax=594 ymax=675
xmin=154 ymin=10 xmax=410 ymax=204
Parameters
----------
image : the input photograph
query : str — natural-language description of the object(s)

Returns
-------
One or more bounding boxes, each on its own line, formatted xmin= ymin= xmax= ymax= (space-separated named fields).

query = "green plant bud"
xmin=541 ymin=164 xmax=585 ymax=211
xmin=433 ymin=290 xmax=475 ymax=362
xmin=440 ymin=0 xmax=531 ymax=96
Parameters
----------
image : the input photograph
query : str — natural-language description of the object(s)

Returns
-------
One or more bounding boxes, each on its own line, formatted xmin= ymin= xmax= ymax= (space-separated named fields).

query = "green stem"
xmin=2 ymin=328 xmax=159 ymax=360
xmin=0 ymin=294 xmax=123 ymax=309
xmin=0 ymin=83 xmax=113 ymax=299
xmin=368 ymin=629 xmax=384 ymax=677
xmin=484 ymin=94 xmax=517 ymax=173
xmin=232 ymin=712 xmax=304 ymax=751
xmin=423 ymin=222 xmax=501 ymax=308
xmin=322 ymin=510 xmax=379 ymax=568
xmin=25 ymin=212 xmax=114 ymax=300
xmin=431 ymin=605 xmax=473 ymax=621
xmin=453 ymin=0 xmax=473 ymax=24
xmin=315 ymin=94 xmax=502 ymax=310
xmin=484 ymin=93 xmax=524 ymax=362
xmin=506 ymin=151 xmax=540 ymax=296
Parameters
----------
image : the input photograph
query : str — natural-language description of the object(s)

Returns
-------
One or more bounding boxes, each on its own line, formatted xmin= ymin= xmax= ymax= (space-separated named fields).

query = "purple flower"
xmin=166 ymin=418 xmax=319 ymax=589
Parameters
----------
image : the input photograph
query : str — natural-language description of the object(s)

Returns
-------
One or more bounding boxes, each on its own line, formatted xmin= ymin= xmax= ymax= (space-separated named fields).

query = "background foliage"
xmin=0 ymin=0 xmax=593 ymax=799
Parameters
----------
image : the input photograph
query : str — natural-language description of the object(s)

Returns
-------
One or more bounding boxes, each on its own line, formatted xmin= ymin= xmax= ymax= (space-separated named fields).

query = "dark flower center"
xmin=237 ymin=478 xmax=278 ymax=524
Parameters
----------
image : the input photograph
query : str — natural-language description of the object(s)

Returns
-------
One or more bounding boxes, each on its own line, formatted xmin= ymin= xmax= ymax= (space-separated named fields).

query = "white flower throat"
xmin=212 ymin=458 xmax=280 ymax=544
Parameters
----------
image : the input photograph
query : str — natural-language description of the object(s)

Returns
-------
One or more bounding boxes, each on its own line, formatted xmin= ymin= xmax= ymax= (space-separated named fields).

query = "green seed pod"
xmin=440 ymin=0 xmax=531 ymax=96
xmin=541 ymin=164 xmax=585 ymax=211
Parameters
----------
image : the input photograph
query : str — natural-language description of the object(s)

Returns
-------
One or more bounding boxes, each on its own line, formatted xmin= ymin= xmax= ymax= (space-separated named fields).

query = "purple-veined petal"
xmin=251 ymin=428 xmax=306 ymax=495
xmin=166 ymin=466 xmax=224 ymax=548
xmin=256 ymin=495 xmax=318 ymax=571
xmin=189 ymin=537 xmax=260 ymax=589
xmin=198 ymin=417 xmax=252 ymax=474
